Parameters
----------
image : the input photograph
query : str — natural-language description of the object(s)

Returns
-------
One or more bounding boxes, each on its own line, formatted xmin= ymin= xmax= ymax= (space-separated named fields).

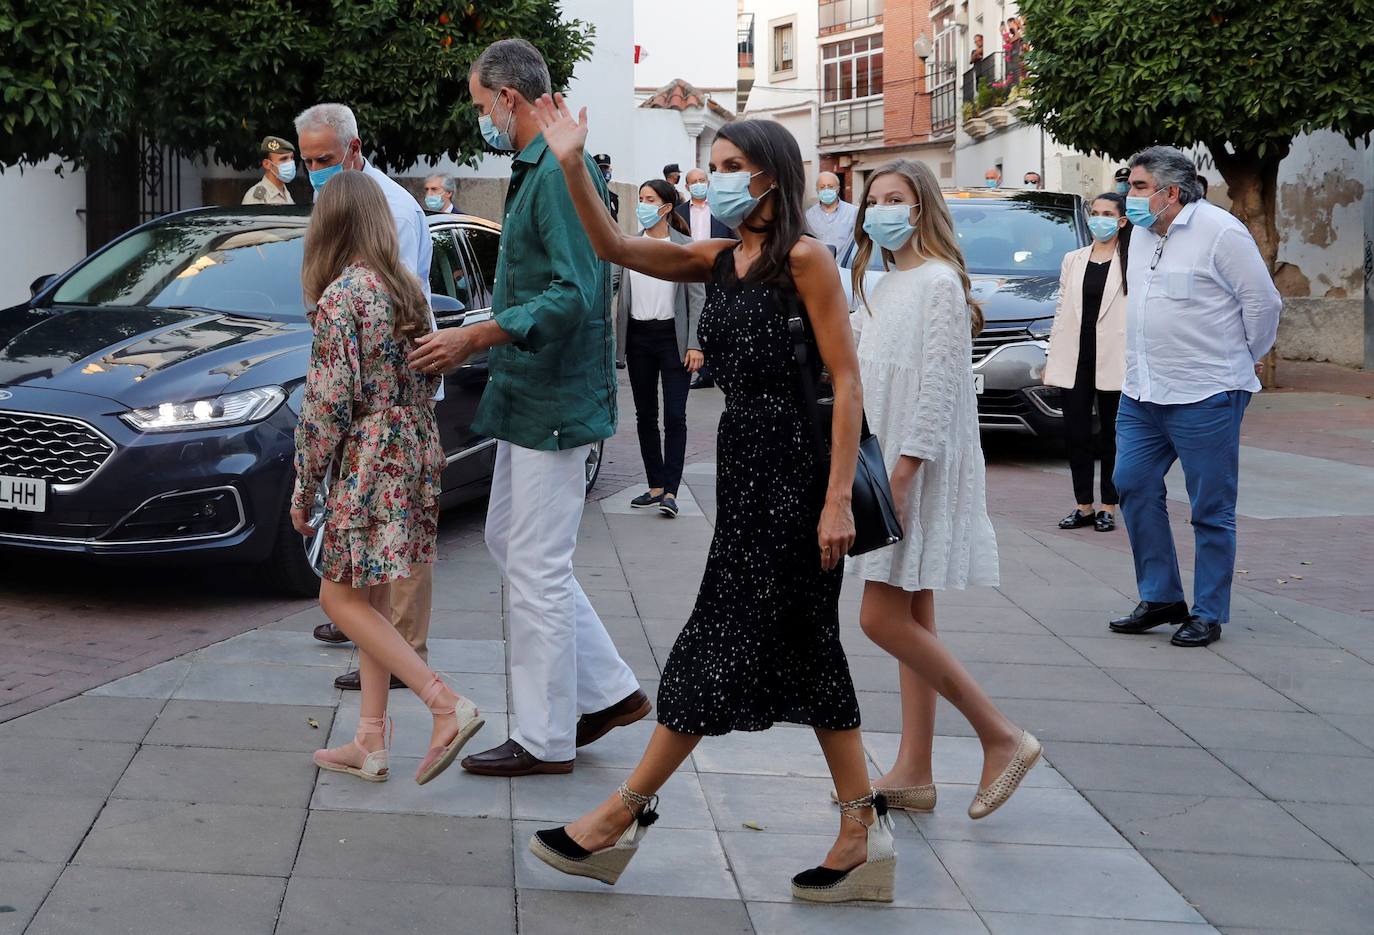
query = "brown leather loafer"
xmin=461 ymin=739 xmax=574 ymax=777
xmin=576 ymin=689 xmax=652 ymax=748
xmin=334 ymin=669 xmax=405 ymax=691
xmin=314 ymin=622 xmax=350 ymax=644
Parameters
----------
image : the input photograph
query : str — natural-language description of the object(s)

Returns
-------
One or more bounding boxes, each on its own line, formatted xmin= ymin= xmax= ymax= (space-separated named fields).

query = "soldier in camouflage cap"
xmin=242 ymin=136 xmax=297 ymax=205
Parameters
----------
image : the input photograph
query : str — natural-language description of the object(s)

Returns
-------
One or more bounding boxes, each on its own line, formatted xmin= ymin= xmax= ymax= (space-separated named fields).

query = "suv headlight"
xmin=121 ymin=386 xmax=286 ymax=432
xmin=1026 ymin=318 xmax=1054 ymax=339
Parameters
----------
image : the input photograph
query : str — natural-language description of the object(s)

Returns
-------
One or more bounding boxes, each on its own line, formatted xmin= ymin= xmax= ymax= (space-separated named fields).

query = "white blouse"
xmin=848 ymin=261 xmax=1000 ymax=592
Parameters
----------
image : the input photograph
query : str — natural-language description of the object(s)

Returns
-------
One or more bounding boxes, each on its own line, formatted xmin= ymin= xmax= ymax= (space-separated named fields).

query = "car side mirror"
xmin=826 ymin=244 xmax=837 ymax=258
xmin=430 ymin=293 xmax=466 ymax=315
xmin=29 ymin=274 xmax=56 ymax=298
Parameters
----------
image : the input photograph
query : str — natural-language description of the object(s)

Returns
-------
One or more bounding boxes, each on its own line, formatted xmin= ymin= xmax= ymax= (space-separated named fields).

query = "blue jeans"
xmin=1113 ymin=391 xmax=1250 ymax=625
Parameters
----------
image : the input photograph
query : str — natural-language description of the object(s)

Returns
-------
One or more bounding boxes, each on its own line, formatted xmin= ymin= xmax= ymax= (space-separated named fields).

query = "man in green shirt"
xmin=409 ymin=39 xmax=647 ymax=777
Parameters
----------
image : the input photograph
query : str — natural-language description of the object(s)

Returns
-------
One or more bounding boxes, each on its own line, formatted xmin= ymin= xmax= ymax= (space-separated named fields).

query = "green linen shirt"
xmin=472 ymin=134 xmax=617 ymax=451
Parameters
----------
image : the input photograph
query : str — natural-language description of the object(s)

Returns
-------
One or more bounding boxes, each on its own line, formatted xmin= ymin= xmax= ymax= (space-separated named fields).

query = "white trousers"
xmin=485 ymin=440 xmax=640 ymax=762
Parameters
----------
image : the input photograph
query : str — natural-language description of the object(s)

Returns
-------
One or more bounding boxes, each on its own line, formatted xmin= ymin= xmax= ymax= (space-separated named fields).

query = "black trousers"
xmin=1062 ymin=372 xmax=1121 ymax=506
xmin=626 ymin=318 xmax=690 ymax=495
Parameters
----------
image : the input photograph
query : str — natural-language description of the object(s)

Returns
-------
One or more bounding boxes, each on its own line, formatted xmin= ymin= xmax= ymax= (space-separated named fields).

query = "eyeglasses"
xmin=1150 ymin=234 xmax=1169 ymax=271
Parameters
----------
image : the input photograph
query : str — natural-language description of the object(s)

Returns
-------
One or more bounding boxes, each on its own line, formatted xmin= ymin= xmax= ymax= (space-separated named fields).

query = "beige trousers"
xmin=390 ymin=561 xmax=432 ymax=663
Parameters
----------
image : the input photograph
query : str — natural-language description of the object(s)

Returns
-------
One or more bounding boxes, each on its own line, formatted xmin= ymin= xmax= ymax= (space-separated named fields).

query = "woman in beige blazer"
xmin=1043 ymin=192 xmax=1130 ymax=532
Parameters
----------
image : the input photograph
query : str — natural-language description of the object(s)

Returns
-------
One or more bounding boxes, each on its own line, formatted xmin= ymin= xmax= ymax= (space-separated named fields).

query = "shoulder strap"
xmin=785 ymin=287 xmax=870 ymax=447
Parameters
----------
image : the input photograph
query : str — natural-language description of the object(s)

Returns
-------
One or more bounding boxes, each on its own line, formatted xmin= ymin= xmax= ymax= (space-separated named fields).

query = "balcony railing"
xmin=819 ymin=0 xmax=884 ymax=36
xmin=961 ymin=42 xmax=1027 ymax=104
xmin=931 ymin=82 xmax=957 ymax=137
xmin=820 ymin=98 xmax=884 ymax=145
xmin=738 ymin=13 xmax=755 ymax=69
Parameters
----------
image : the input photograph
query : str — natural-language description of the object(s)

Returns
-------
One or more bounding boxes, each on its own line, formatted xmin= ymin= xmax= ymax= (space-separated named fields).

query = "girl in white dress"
xmin=849 ymin=159 xmax=1040 ymax=819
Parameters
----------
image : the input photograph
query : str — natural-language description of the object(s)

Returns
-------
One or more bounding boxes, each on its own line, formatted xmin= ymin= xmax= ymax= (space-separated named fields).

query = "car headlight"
xmin=120 ymin=386 xmax=286 ymax=432
xmin=1026 ymin=318 xmax=1054 ymax=339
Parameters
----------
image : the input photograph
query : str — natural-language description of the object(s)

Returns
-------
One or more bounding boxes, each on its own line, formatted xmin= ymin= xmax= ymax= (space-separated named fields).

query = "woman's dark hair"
xmin=1091 ymin=191 xmax=1131 ymax=295
xmin=714 ymin=119 xmax=806 ymax=286
xmin=640 ymin=179 xmax=689 ymax=236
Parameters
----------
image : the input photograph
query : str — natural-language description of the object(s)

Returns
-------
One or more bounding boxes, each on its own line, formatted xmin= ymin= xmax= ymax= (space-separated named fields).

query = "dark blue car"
xmin=0 ymin=207 xmax=603 ymax=595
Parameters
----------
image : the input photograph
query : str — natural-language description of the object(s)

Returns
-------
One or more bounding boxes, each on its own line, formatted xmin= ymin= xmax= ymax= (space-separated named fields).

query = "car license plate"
xmin=0 ymin=475 xmax=45 ymax=512
xmin=973 ymin=373 xmax=985 ymax=394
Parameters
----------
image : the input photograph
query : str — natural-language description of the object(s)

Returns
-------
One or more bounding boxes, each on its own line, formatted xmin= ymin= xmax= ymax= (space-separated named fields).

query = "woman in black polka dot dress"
xmin=526 ymin=96 xmax=898 ymax=904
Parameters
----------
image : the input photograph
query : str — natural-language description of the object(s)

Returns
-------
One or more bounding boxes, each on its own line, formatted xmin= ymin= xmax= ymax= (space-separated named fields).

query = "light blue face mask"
xmin=707 ymin=170 xmax=771 ymax=229
xmin=636 ymin=202 xmax=667 ymax=230
xmin=1087 ymin=216 xmax=1122 ymax=242
xmin=1114 ymin=180 xmax=1130 ymax=195
xmin=985 ymin=178 xmax=998 ymax=189
xmin=862 ymin=203 xmax=919 ymax=252
xmin=308 ymin=162 xmax=344 ymax=193
xmin=1125 ymin=189 xmax=1163 ymax=228
xmin=479 ymin=92 xmax=516 ymax=152
xmin=274 ymin=159 xmax=296 ymax=184
xmin=424 ymin=194 xmax=445 ymax=211
xmin=818 ymin=188 xmax=838 ymax=205
xmin=688 ymin=181 xmax=709 ymax=201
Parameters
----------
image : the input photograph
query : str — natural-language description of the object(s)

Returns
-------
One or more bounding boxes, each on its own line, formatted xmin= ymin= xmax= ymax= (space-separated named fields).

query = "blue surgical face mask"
xmin=1125 ymin=189 xmax=1162 ymax=228
xmin=1114 ymin=180 xmax=1130 ymax=195
xmin=688 ymin=181 xmax=708 ymax=200
xmin=707 ymin=170 xmax=771 ymax=229
xmin=479 ymin=92 xmax=516 ymax=152
xmin=862 ymin=203 xmax=919 ymax=252
xmin=424 ymin=194 xmax=445 ymax=211
xmin=274 ymin=160 xmax=296 ymax=184
xmin=985 ymin=178 xmax=998 ymax=189
xmin=1087 ymin=215 xmax=1121 ymax=242
xmin=818 ymin=188 xmax=839 ymax=205
xmin=636 ymin=201 xmax=667 ymax=230
xmin=308 ymin=162 xmax=344 ymax=193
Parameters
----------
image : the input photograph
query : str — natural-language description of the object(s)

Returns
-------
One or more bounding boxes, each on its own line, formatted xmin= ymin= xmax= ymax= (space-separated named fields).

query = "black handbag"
xmin=784 ymin=291 xmax=903 ymax=557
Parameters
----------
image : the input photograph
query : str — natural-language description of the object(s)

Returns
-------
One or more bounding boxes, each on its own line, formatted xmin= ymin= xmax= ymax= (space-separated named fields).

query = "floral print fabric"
xmin=292 ymin=263 xmax=445 ymax=587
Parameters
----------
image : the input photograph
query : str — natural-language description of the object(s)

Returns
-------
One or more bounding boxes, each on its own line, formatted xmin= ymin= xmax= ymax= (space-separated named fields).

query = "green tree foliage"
xmin=1 ymin=0 xmax=594 ymax=173
xmin=0 ymin=0 xmax=151 ymax=168
xmin=1017 ymin=0 xmax=1374 ymax=267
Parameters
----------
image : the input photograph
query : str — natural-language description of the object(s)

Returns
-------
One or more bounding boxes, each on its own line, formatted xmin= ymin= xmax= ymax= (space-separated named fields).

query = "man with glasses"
xmin=1107 ymin=146 xmax=1281 ymax=648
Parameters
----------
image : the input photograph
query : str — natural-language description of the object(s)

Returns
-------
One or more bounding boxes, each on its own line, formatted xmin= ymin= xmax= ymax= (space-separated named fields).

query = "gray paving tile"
xmin=0 ymin=739 xmax=136 ymax=798
xmin=721 ymin=822 xmax=971 ymax=909
xmin=74 ymin=799 xmax=306 ymax=875
xmin=0 ymin=860 xmax=63 ymax=935
xmin=746 ymin=902 xmax=989 ymax=935
xmin=25 ymin=866 xmax=283 ymax=935
xmin=914 ymin=785 xmax=1128 ymax=849
xmin=1148 ymin=850 xmax=1374 ymax=934
xmin=295 ymin=811 xmax=512 ymax=886
xmin=1213 ymin=643 xmax=1374 ymax=681
xmin=1157 ymin=705 xmax=1368 ymax=755
xmin=0 ymin=696 xmax=163 ymax=743
xmin=1324 ymin=713 xmax=1374 ymax=751
xmin=570 ymin=718 xmax=662 ymax=771
xmin=172 ymin=661 xmax=345 ymax=706
xmin=1083 ymin=790 xmax=1345 ymax=860
xmin=191 ymin=630 xmax=351 ymax=667
xmin=1266 ymin=674 xmax=1374 ymax=717
xmin=112 ymin=744 xmax=316 ymax=807
xmin=982 ymin=914 xmax=1216 ymax=934
xmin=938 ymin=632 xmax=1092 ymax=667
xmin=423 ymin=638 xmax=507 ymax=674
xmin=1044 ymin=742 xmax=1262 ymax=798
xmin=962 ymin=662 xmax=1140 ymax=703
xmin=424 ymin=609 xmax=505 ymax=641
xmin=863 ymin=733 xmax=1072 ymax=790
xmin=312 ymin=755 xmax=510 ymax=819
xmin=0 ymin=794 xmax=104 ymax=863
xmin=931 ymin=840 xmax=1206 ymax=923
xmin=513 ymin=819 xmax=737 ymax=899
xmin=517 ymin=890 xmax=753 ymax=935
xmin=260 ymin=605 xmax=330 ymax=632
xmin=277 ymin=878 xmax=514 ymax=935
xmin=924 ymin=604 xmax=1049 ymax=635
xmin=1104 ymin=668 xmax=1302 ymax=711
xmin=144 ymin=700 xmax=335 ymax=752
xmin=432 ymin=671 xmax=508 ymax=713
xmin=1211 ymin=749 xmax=1374 ymax=805
xmin=993 ymin=699 xmax=1199 ymax=747
xmin=431 ymin=577 xmax=503 ymax=613
xmin=86 ymin=658 xmax=192 ymax=700
xmin=512 ymin=766 xmax=711 ymax=829
xmin=691 ymin=725 xmax=836 ymax=778
xmin=1281 ymin=802 xmax=1374 ymax=864
xmin=1064 ymin=637 xmax=1243 ymax=673
xmin=698 ymin=773 xmax=839 ymax=834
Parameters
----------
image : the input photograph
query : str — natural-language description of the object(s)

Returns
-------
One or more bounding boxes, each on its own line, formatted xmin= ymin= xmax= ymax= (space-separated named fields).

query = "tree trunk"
xmin=1207 ymin=143 xmax=1287 ymax=388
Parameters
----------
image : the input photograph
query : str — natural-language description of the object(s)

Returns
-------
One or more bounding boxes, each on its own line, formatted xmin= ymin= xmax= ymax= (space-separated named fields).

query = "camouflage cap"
xmin=260 ymin=135 xmax=296 ymax=156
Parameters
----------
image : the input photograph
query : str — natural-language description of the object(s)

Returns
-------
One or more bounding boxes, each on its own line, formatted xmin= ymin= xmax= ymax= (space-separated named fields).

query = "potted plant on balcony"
xmin=963 ymin=81 xmax=992 ymax=138
xmin=983 ymin=80 xmax=1015 ymax=128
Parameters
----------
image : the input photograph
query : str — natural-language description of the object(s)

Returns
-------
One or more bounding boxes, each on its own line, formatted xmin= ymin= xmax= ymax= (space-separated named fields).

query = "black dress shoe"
xmin=630 ymin=491 xmax=662 ymax=509
xmin=334 ymin=669 xmax=405 ymax=691
xmin=576 ymin=689 xmax=652 ymax=748
xmin=1108 ymin=600 xmax=1190 ymax=634
xmin=1094 ymin=510 xmax=1116 ymax=532
xmin=313 ymin=622 xmax=351 ymax=644
xmin=1171 ymin=616 xmax=1222 ymax=647
xmin=461 ymin=738 xmax=574 ymax=776
xmin=1058 ymin=509 xmax=1096 ymax=529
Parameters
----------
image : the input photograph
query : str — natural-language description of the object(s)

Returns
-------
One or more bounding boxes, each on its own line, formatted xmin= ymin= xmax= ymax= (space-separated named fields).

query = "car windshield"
xmin=51 ymin=217 xmax=311 ymax=319
xmin=840 ymin=199 xmax=1080 ymax=276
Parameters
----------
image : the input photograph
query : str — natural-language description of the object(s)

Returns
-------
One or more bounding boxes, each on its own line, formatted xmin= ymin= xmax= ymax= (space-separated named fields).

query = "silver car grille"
xmin=972 ymin=327 xmax=1032 ymax=364
xmin=0 ymin=412 xmax=115 ymax=486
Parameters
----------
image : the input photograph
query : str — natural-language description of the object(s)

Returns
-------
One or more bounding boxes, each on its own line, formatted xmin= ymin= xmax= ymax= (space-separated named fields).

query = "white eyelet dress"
xmin=849 ymin=261 xmax=1000 ymax=592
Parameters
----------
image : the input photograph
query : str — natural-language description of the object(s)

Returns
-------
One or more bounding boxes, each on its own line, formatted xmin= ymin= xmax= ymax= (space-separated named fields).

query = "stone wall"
xmin=1278 ymin=297 xmax=1366 ymax=368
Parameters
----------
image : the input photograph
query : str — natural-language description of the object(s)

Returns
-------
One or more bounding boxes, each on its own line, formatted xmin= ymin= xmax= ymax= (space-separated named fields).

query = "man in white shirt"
xmin=295 ymin=102 xmax=441 ymax=686
xmin=1108 ymin=145 xmax=1281 ymax=648
xmin=804 ymin=172 xmax=859 ymax=258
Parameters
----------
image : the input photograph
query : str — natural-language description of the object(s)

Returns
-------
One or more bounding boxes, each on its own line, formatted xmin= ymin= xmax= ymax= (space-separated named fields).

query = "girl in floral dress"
xmin=291 ymin=171 xmax=482 ymax=786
